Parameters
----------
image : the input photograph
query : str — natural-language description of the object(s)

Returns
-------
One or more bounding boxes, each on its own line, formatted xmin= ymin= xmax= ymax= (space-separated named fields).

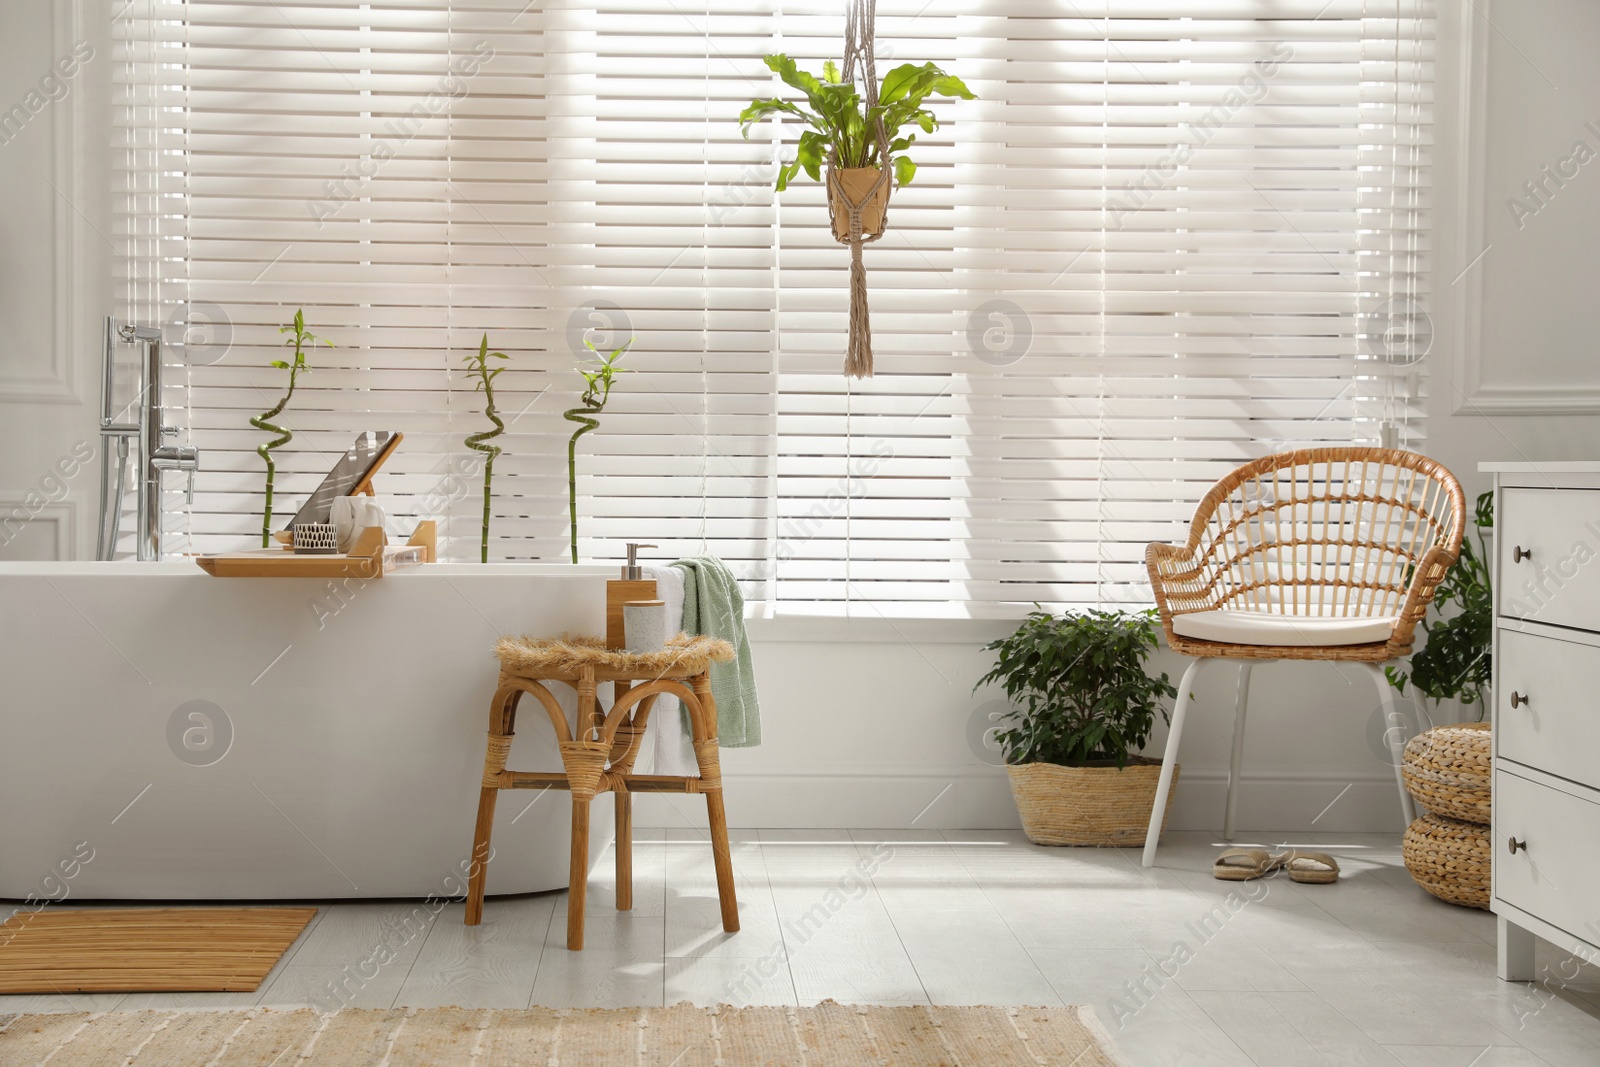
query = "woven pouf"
xmin=1402 ymin=722 xmax=1491 ymax=825
xmin=1402 ymin=812 xmax=1490 ymax=909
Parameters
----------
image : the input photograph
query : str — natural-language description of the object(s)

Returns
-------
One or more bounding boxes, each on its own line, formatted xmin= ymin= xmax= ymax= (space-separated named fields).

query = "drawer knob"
xmin=1510 ymin=691 xmax=1529 ymax=708
xmin=1513 ymin=545 xmax=1532 ymax=562
xmin=1508 ymin=837 xmax=1527 ymax=855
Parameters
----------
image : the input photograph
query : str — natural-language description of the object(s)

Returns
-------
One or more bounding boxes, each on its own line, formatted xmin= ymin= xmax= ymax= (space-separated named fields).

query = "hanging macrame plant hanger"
xmin=828 ymin=0 xmax=891 ymax=379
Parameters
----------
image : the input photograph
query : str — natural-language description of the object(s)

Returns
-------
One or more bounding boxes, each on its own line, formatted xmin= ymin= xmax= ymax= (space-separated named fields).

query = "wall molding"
xmin=0 ymin=0 xmax=89 ymax=406
xmin=0 ymin=498 xmax=78 ymax=560
xmin=1452 ymin=0 xmax=1600 ymax=414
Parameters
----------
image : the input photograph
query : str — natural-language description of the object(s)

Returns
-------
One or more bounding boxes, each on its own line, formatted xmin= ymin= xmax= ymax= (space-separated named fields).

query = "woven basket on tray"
xmin=1402 ymin=812 xmax=1490 ymax=909
xmin=1006 ymin=757 xmax=1177 ymax=847
xmin=1402 ymin=722 xmax=1490 ymax=825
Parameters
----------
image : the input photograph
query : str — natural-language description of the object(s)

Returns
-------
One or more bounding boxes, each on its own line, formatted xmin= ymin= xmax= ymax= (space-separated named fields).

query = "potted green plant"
xmin=976 ymin=608 xmax=1178 ymax=846
xmin=739 ymin=55 xmax=974 ymax=242
xmin=1386 ymin=491 xmax=1494 ymax=718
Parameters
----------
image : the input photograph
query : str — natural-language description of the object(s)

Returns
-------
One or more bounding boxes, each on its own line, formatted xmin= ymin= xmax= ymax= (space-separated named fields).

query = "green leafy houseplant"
xmin=462 ymin=333 xmax=509 ymax=564
xmin=251 ymin=309 xmax=332 ymax=546
xmin=738 ymin=55 xmax=975 ymax=193
xmin=978 ymin=609 xmax=1177 ymax=769
xmin=1386 ymin=491 xmax=1494 ymax=715
xmin=563 ymin=338 xmax=631 ymax=564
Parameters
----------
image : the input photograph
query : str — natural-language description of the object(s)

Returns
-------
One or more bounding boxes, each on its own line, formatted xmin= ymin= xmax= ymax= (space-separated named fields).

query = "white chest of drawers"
xmin=1483 ymin=463 xmax=1600 ymax=981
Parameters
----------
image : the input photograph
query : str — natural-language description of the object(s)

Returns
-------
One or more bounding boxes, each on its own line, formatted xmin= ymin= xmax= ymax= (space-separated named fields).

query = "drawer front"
xmin=1499 ymin=488 xmax=1600 ymax=631
xmin=1498 ymin=630 xmax=1600 ymax=792
xmin=1495 ymin=770 xmax=1600 ymax=942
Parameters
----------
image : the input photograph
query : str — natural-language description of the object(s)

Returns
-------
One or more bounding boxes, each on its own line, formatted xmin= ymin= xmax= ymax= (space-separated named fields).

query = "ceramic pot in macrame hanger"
xmin=831 ymin=0 xmax=892 ymax=379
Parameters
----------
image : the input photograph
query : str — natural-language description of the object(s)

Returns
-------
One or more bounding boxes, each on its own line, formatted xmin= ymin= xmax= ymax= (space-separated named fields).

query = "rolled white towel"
xmin=641 ymin=564 xmax=698 ymax=777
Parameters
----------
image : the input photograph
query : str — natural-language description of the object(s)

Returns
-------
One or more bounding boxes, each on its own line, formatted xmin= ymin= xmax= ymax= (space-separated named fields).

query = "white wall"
xmin=0 ymin=0 xmax=106 ymax=563
xmin=3 ymin=0 xmax=1596 ymax=833
xmin=1427 ymin=0 xmax=1600 ymax=526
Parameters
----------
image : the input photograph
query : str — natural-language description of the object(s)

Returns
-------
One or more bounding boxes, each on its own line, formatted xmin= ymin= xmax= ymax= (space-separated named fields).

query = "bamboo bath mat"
xmin=0 ymin=908 xmax=316 ymax=993
xmin=0 ymin=1003 xmax=1132 ymax=1066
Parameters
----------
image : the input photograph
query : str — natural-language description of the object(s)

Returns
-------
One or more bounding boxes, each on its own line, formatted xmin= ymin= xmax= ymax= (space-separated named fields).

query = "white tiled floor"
xmin=4 ymin=829 xmax=1600 ymax=1066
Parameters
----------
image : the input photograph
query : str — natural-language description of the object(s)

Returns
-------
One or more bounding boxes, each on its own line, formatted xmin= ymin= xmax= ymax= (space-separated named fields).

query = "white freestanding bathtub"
xmin=0 ymin=561 xmax=614 ymax=901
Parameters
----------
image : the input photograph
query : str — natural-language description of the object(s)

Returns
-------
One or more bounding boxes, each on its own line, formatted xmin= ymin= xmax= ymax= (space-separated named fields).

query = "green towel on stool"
xmin=671 ymin=556 xmax=761 ymax=747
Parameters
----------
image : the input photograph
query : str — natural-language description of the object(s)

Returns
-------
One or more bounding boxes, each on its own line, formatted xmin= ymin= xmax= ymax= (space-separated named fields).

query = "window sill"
xmin=743 ymin=614 xmax=1019 ymax=645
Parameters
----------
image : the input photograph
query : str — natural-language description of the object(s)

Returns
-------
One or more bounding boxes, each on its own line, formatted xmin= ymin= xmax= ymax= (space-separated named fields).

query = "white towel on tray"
xmin=640 ymin=564 xmax=698 ymax=777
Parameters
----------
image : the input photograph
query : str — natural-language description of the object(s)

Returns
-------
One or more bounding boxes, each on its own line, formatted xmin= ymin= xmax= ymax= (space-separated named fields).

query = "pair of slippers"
xmin=1212 ymin=847 xmax=1339 ymax=884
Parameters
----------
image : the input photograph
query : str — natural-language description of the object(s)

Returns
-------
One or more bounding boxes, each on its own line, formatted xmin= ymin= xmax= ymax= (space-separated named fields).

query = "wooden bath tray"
xmin=195 ymin=522 xmax=435 ymax=579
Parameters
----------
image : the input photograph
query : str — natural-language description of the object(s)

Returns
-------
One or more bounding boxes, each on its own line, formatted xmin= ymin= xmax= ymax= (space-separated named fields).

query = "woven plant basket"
xmin=1006 ymin=757 xmax=1177 ymax=847
xmin=828 ymin=166 xmax=890 ymax=242
xmin=1402 ymin=722 xmax=1490 ymax=825
xmin=1402 ymin=812 xmax=1490 ymax=909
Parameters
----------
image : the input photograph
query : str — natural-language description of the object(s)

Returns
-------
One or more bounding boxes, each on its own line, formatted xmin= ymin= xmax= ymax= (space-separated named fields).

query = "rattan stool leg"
xmin=615 ymin=791 xmax=633 ymax=911
xmin=706 ymin=792 xmax=739 ymax=933
xmin=465 ymin=786 xmax=498 ymax=926
xmin=466 ymin=688 xmax=518 ymax=926
xmin=691 ymin=675 xmax=739 ymax=933
xmin=568 ymin=796 xmax=591 ymax=950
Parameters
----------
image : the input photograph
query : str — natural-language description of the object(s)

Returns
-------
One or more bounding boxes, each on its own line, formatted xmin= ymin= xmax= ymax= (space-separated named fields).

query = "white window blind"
xmin=114 ymin=0 xmax=1433 ymax=617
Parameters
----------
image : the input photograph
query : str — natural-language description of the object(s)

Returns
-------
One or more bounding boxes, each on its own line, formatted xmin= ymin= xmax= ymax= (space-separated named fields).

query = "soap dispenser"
xmin=621 ymin=542 xmax=657 ymax=580
xmin=606 ymin=543 xmax=660 ymax=649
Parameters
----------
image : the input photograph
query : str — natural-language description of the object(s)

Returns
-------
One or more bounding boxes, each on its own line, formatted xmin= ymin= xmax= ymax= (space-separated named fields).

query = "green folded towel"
xmin=670 ymin=556 xmax=761 ymax=747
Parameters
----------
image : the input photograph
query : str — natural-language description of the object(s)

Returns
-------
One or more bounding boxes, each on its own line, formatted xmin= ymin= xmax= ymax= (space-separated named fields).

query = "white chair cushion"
xmin=1171 ymin=609 xmax=1396 ymax=647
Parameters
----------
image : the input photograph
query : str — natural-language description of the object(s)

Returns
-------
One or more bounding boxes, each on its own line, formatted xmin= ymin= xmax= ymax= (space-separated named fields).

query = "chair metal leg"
xmin=1143 ymin=658 xmax=1206 ymax=868
xmin=1222 ymin=662 xmax=1254 ymax=842
xmin=1366 ymin=661 xmax=1417 ymax=827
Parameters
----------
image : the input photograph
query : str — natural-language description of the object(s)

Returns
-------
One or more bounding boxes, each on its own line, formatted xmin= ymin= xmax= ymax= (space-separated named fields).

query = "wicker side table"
xmin=463 ymin=634 xmax=739 ymax=950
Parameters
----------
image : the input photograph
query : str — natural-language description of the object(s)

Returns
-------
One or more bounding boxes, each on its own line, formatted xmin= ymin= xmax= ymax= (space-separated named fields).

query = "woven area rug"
xmin=0 ymin=908 xmax=317 ymax=993
xmin=0 ymin=1003 xmax=1132 ymax=1066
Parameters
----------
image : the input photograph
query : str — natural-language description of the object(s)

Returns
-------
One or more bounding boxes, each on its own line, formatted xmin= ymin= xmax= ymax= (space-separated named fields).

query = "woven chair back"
xmin=1176 ymin=448 xmax=1464 ymax=622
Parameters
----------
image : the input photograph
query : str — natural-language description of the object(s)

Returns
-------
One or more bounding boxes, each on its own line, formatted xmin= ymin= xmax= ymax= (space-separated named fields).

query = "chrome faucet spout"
xmin=152 ymin=444 xmax=201 ymax=506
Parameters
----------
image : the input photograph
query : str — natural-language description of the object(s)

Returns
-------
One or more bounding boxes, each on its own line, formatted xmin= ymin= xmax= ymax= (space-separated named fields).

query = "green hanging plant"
xmin=563 ymin=338 xmax=631 ymax=564
xmin=739 ymin=56 xmax=975 ymax=191
xmin=462 ymin=333 xmax=509 ymax=564
xmin=252 ymin=309 xmax=332 ymax=547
